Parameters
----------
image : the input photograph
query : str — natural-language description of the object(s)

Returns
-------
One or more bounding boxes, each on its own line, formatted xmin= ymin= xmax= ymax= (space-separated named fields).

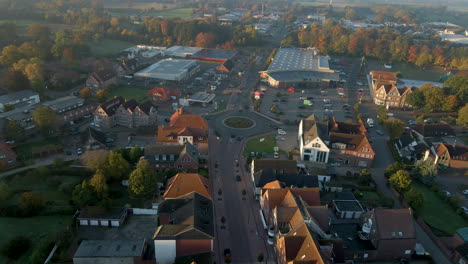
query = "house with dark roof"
xmin=85 ymin=127 xmax=110 ymax=150
xmin=163 ymin=173 xmax=210 ymax=199
xmin=395 ymin=133 xmax=429 ymax=162
xmin=43 ymin=96 xmax=98 ymax=125
xmin=93 ymin=97 xmax=157 ymax=128
xmin=250 ymin=159 xmax=299 ymax=199
xmin=154 ymin=192 xmax=214 ymax=264
xmin=215 ymin=59 xmax=234 ymax=73
xmin=157 ymin=108 xmax=208 ymax=145
xmin=357 ymin=208 xmax=416 ymax=260
xmin=73 ymin=239 xmax=148 ymax=264
xmin=147 ymin=87 xmax=182 ymax=102
xmin=435 ymin=143 xmax=468 ymax=169
xmin=329 ymin=132 xmax=374 ymax=168
xmin=0 ymin=141 xmax=17 ymax=168
xmin=144 ymin=143 xmax=199 ymax=171
xmin=298 ymin=114 xmax=330 ymax=163
xmin=332 ymin=192 xmax=365 ymax=219
xmin=86 ymin=69 xmax=117 ymax=91
xmin=413 ymin=122 xmax=455 ymax=138
xmin=115 ymin=58 xmax=139 ymax=77
xmin=453 ymin=227 xmax=468 ymax=264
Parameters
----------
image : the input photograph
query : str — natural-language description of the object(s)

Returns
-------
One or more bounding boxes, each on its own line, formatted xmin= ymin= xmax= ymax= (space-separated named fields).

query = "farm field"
xmin=88 ymin=38 xmax=136 ymax=57
xmin=1 ymin=19 xmax=77 ymax=35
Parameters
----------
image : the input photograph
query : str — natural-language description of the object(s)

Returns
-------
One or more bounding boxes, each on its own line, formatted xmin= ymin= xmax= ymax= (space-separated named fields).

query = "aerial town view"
xmin=0 ymin=0 xmax=467 ymax=263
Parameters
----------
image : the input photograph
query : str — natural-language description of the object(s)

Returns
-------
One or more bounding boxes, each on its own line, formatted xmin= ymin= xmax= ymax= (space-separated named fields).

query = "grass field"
xmin=245 ymin=134 xmax=277 ymax=155
xmin=148 ymin=8 xmax=193 ymax=19
xmin=108 ymin=85 xmax=149 ymax=102
xmin=89 ymin=38 xmax=136 ymax=57
xmin=15 ymin=137 xmax=63 ymax=161
xmin=368 ymin=59 xmax=443 ymax=82
xmin=412 ymin=183 xmax=468 ymax=235
xmin=0 ymin=216 xmax=72 ymax=263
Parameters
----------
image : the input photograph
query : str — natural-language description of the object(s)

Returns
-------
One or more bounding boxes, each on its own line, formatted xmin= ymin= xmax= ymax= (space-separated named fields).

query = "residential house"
xmin=154 ymin=193 xmax=214 ymax=264
xmin=298 ymin=114 xmax=330 ymax=163
xmin=373 ymin=84 xmax=413 ymax=108
xmin=369 ymin=71 xmax=398 ymax=93
xmin=73 ymin=239 xmax=148 ymax=264
xmin=413 ymin=122 xmax=455 ymax=137
xmin=358 ymin=208 xmax=416 ymax=260
xmin=435 ymin=143 xmax=468 ymax=169
xmin=42 ymin=96 xmax=98 ymax=124
xmin=86 ymin=69 xmax=117 ymax=91
xmin=215 ymin=59 xmax=234 ymax=73
xmin=157 ymin=108 xmax=208 ymax=145
xmin=163 ymin=173 xmax=210 ymax=199
xmin=329 ymin=132 xmax=375 ymax=168
xmin=0 ymin=142 xmax=17 ymax=168
xmin=0 ymin=90 xmax=40 ymax=111
xmin=77 ymin=207 xmax=128 ymax=227
xmin=93 ymin=97 xmax=157 ymax=128
xmin=453 ymin=227 xmax=468 ymax=264
xmin=250 ymin=159 xmax=298 ymax=199
xmin=85 ymin=127 xmax=110 ymax=150
xmin=395 ymin=133 xmax=429 ymax=161
xmin=147 ymin=87 xmax=182 ymax=102
xmin=115 ymin=58 xmax=139 ymax=77
xmin=144 ymin=143 xmax=199 ymax=170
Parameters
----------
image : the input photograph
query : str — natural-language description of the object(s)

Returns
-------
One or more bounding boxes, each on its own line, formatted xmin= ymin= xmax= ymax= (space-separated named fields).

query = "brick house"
xmin=0 ymin=141 xmax=17 ymax=168
xmin=115 ymin=58 xmax=138 ymax=77
xmin=413 ymin=122 xmax=455 ymax=137
xmin=163 ymin=173 xmax=210 ymax=199
xmin=435 ymin=143 xmax=468 ymax=169
xmin=329 ymin=132 xmax=375 ymax=168
xmin=369 ymin=71 xmax=397 ymax=93
xmin=357 ymin=208 xmax=416 ymax=260
xmin=215 ymin=59 xmax=234 ymax=73
xmin=86 ymin=69 xmax=117 ymax=92
xmin=144 ymin=143 xmax=199 ymax=171
xmin=452 ymin=227 xmax=468 ymax=264
xmin=154 ymin=193 xmax=214 ymax=264
xmin=147 ymin=87 xmax=182 ymax=102
xmin=93 ymin=97 xmax=157 ymax=128
xmin=42 ymin=96 xmax=98 ymax=125
xmin=157 ymin=108 xmax=208 ymax=145
xmin=373 ymin=84 xmax=413 ymax=108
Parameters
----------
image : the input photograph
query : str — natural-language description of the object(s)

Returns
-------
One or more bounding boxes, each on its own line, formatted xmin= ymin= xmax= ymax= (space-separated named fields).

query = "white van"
xmin=367 ymin=118 xmax=374 ymax=128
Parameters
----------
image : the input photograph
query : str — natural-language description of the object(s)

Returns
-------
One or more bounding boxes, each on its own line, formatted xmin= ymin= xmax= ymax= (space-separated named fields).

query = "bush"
xmin=1 ymin=236 xmax=31 ymax=260
xmin=430 ymin=184 xmax=440 ymax=192
xmin=20 ymin=192 xmax=45 ymax=216
xmin=29 ymin=239 xmax=54 ymax=264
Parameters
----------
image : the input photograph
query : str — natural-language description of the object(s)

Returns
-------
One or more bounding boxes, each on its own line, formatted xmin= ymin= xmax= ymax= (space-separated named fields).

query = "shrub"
xmin=1 ymin=236 xmax=31 ymax=260
xmin=430 ymin=184 xmax=440 ymax=193
xmin=20 ymin=192 xmax=45 ymax=216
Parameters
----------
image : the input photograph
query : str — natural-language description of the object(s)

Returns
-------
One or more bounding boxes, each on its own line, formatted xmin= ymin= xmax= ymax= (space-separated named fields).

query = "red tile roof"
xmin=147 ymin=87 xmax=182 ymax=100
xmin=370 ymin=71 xmax=398 ymax=82
xmin=164 ymin=173 xmax=211 ymax=199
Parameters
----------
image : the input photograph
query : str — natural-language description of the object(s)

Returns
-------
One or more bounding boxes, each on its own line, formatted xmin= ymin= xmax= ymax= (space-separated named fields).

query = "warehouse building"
xmin=134 ymin=59 xmax=200 ymax=81
xmin=164 ymin=46 xmax=202 ymax=58
xmin=260 ymin=47 xmax=340 ymax=88
xmin=188 ymin=48 xmax=238 ymax=63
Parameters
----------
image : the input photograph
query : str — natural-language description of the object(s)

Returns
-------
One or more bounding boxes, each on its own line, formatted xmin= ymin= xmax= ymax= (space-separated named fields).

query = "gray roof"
xmin=144 ymin=143 xmax=198 ymax=165
xmin=42 ymin=96 xmax=84 ymax=111
xmin=77 ymin=207 xmax=127 ymax=220
xmin=0 ymin=90 xmax=38 ymax=105
xmin=333 ymin=200 xmax=364 ymax=212
xmin=135 ymin=59 xmax=198 ymax=78
xmin=190 ymin=49 xmax=238 ymax=61
xmin=154 ymin=192 xmax=214 ymax=240
xmin=74 ymin=239 xmax=146 ymax=258
xmin=268 ymin=47 xmax=329 ymax=72
xmin=266 ymin=70 xmax=340 ymax=82
xmin=0 ymin=104 xmax=35 ymax=122
xmin=302 ymin=114 xmax=329 ymax=144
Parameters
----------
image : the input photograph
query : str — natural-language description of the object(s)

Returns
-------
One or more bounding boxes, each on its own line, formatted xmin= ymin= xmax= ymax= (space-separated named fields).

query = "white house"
xmin=298 ymin=114 xmax=330 ymax=163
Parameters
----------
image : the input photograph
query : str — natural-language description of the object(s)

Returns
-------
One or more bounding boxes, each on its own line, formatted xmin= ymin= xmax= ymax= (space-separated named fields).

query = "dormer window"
xmin=168 ymin=136 xmax=173 ymax=140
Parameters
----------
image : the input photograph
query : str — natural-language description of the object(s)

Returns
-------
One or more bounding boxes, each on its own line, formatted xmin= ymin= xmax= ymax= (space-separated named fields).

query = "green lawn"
xmin=212 ymin=100 xmax=227 ymax=113
xmin=244 ymin=134 xmax=277 ymax=155
xmin=148 ymin=8 xmax=193 ymax=18
xmin=390 ymin=63 xmax=441 ymax=82
xmin=0 ymin=216 xmax=72 ymax=263
xmin=15 ymin=137 xmax=63 ymax=161
xmin=107 ymin=85 xmax=150 ymax=102
xmin=89 ymin=38 xmax=137 ymax=57
xmin=412 ymin=183 xmax=468 ymax=235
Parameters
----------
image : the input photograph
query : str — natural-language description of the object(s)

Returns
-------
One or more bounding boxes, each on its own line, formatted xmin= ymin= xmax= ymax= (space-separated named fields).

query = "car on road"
xmin=224 ymin=248 xmax=231 ymax=257
xmin=376 ymin=130 xmax=385 ymax=136
xmin=235 ymin=160 xmax=239 ymax=167
xmin=357 ymin=81 xmax=363 ymax=86
xmin=463 ymin=190 xmax=468 ymax=195
xmin=324 ymin=109 xmax=334 ymax=113
xmin=330 ymin=162 xmax=341 ymax=167
xmin=299 ymin=96 xmax=307 ymax=100
xmin=460 ymin=206 xmax=468 ymax=214
xmin=342 ymin=104 xmax=350 ymax=109
xmin=236 ymin=175 xmax=241 ymax=181
xmin=76 ymin=148 xmax=83 ymax=155
xmin=275 ymin=136 xmax=285 ymax=141
xmin=323 ymin=99 xmax=331 ymax=103
xmin=324 ymin=103 xmax=332 ymax=107
xmin=387 ymin=113 xmax=394 ymax=117
xmin=274 ymin=152 xmax=279 ymax=159
xmin=442 ymin=190 xmax=452 ymax=197
xmin=278 ymin=129 xmax=286 ymax=135
xmin=298 ymin=105 xmax=305 ymax=109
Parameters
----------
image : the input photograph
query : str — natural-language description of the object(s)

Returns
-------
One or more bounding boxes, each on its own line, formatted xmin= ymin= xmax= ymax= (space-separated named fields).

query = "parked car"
xmin=274 ymin=152 xmax=279 ymax=159
xmin=278 ymin=129 xmax=286 ymax=135
xmin=342 ymin=104 xmax=350 ymax=109
xmin=463 ymin=190 xmax=468 ymax=195
xmin=460 ymin=206 xmax=468 ymax=214
xmin=376 ymin=130 xmax=385 ymax=136
xmin=357 ymin=81 xmax=363 ymax=86
xmin=76 ymin=148 xmax=83 ymax=155
xmin=299 ymin=96 xmax=307 ymax=100
xmin=387 ymin=113 xmax=394 ymax=117
xmin=330 ymin=162 xmax=341 ymax=167
xmin=275 ymin=136 xmax=285 ymax=141
xmin=224 ymin=248 xmax=231 ymax=257
xmin=236 ymin=175 xmax=241 ymax=181
xmin=442 ymin=190 xmax=452 ymax=197
xmin=83 ymin=114 xmax=92 ymax=118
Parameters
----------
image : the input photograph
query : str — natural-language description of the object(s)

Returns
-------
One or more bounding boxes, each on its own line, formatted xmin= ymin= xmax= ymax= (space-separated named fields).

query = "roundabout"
xmin=223 ymin=116 xmax=256 ymax=129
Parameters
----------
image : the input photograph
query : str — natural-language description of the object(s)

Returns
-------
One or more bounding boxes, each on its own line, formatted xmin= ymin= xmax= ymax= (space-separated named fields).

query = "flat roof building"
xmin=73 ymin=239 xmax=147 ymax=264
xmin=188 ymin=48 xmax=238 ymax=63
xmin=134 ymin=59 xmax=200 ymax=81
xmin=260 ymin=47 xmax=340 ymax=88
xmin=165 ymin=46 xmax=202 ymax=58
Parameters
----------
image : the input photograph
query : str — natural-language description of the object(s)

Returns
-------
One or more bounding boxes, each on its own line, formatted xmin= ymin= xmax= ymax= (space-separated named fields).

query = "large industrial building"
xmin=188 ymin=48 xmax=238 ymax=63
xmin=134 ymin=59 xmax=200 ymax=81
xmin=260 ymin=47 xmax=340 ymax=88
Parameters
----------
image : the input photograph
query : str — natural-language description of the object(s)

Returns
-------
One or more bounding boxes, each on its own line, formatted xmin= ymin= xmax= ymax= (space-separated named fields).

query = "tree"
xmin=90 ymin=169 xmax=108 ymax=199
xmin=376 ymin=107 xmax=388 ymax=123
xmin=80 ymin=150 xmax=109 ymax=170
xmin=129 ymin=146 xmax=144 ymax=163
xmin=404 ymin=188 xmax=424 ymax=208
xmin=108 ymin=151 xmax=130 ymax=181
xmin=0 ymin=182 xmax=11 ymax=201
xmin=6 ymin=120 xmax=25 ymax=142
xmin=195 ymin=32 xmax=216 ymax=48
xmin=358 ymin=168 xmax=372 ymax=186
xmin=0 ymin=45 xmax=21 ymax=66
xmin=2 ymin=104 xmax=14 ymax=112
xmin=128 ymin=159 xmax=157 ymax=198
xmin=383 ymin=118 xmax=405 ymax=139
xmin=442 ymin=95 xmax=459 ymax=112
xmin=445 ymin=75 xmax=468 ymax=104
xmin=95 ymin=89 xmax=108 ymax=103
xmin=257 ymin=252 xmax=264 ymax=262
xmin=345 ymin=8 xmax=359 ymax=20
xmin=3 ymin=68 xmax=30 ymax=91
xmin=1 ymin=236 xmax=31 ymax=260
xmin=406 ymin=89 xmax=424 ymax=108
xmin=421 ymin=84 xmax=444 ymax=111
xmin=32 ymin=106 xmax=59 ymax=134
xmin=414 ymin=157 xmax=437 ymax=186
xmin=72 ymin=180 xmax=98 ymax=206
xmin=389 ymin=170 xmax=412 ymax=193
xmin=20 ymin=192 xmax=44 ymax=215
xmin=80 ymin=87 xmax=92 ymax=99
xmin=457 ymin=103 xmax=468 ymax=127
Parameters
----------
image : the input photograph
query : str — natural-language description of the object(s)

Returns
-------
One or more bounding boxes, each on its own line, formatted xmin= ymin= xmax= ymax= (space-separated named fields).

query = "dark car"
xmin=236 ymin=175 xmax=241 ymax=181
xmin=224 ymin=248 xmax=231 ymax=257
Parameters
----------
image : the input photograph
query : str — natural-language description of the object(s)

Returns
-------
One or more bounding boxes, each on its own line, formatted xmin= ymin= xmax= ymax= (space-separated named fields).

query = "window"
xmin=198 ymin=137 xmax=204 ymax=140
xmin=178 ymin=165 xmax=182 ymax=169
xmin=304 ymin=149 xmax=311 ymax=153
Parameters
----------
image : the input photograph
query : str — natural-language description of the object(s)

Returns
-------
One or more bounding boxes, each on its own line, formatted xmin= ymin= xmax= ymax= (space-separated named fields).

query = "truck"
xmin=367 ymin=118 xmax=374 ymax=128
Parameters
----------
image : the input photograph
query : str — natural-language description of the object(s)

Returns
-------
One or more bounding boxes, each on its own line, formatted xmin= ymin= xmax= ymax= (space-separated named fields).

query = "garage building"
xmin=73 ymin=239 xmax=147 ymax=264
xmin=134 ymin=59 xmax=200 ymax=81
xmin=77 ymin=207 xmax=128 ymax=227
